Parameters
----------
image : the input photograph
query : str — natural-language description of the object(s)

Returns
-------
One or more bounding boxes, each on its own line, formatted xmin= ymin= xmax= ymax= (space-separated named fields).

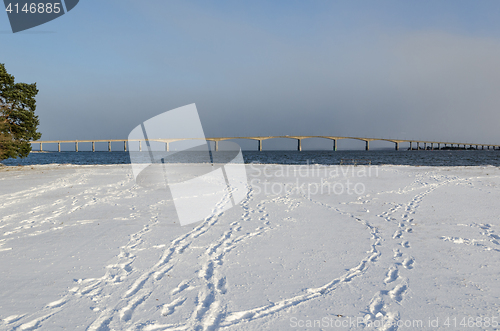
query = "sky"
xmin=2 ymin=0 xmax=500 ymax=150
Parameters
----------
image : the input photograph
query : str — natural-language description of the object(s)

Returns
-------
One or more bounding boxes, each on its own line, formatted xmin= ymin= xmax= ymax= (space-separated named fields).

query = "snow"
xmin=1 ymin=164 xmax=500 ymax=330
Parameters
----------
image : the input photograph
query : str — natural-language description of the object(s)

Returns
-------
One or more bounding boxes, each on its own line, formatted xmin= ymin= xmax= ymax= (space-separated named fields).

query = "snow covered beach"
xmin=1 ymin=164 xmax=500 ymax=330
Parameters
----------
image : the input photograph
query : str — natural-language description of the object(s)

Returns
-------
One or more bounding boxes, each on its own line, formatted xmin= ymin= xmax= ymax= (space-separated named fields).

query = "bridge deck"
xmin=29 ymin=136 xmax=500 ymax=152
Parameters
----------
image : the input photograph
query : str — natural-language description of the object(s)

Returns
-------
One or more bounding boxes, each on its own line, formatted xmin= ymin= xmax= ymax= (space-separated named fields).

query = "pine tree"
xmin=0 ymin=120 xmax=12 ymax=161
xmin=0 ymin=63 xmax=41 ymax=161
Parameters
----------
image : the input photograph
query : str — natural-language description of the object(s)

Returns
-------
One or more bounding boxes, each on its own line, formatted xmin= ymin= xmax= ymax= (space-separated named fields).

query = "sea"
xmin=2 ymin=149 xmax=500 ymax=167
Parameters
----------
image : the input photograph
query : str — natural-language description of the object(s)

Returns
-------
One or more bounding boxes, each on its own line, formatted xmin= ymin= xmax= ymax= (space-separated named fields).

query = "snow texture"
xmin=1 ymin=164 xmax=499 ymax=330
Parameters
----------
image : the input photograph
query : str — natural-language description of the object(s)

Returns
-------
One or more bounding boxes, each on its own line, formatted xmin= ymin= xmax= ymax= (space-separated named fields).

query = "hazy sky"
xmin=2 ymin=1 xmax=500 ymax=150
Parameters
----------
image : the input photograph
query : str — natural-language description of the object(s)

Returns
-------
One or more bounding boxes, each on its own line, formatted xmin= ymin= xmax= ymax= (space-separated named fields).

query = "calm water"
xmin=2 ymin=150 xmax=500 ymax=166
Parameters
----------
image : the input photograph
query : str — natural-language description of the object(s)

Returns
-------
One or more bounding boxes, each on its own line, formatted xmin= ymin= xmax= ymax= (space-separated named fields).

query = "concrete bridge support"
xmin=438 ymin=143 xmax=440 ymax=149
xmin=165 ymin=142 xmax=169 ymax=151
xmin=365 ymin=141 xmax=369 ymax=151
xmin=75 ymin=142 xmax=78 ymax=152
xmin=410 ymin=141 xmax=412 ymax=150
xmin=424 ymin=142 xmax=427 ymax=150
xmin=395 ymin=142 xmax=399 ymax=151
xmin=258 ymin=140 xmax=262 ymax=151
xmin=92 ymin=142 xmax=95 ymax=152
xmin=124 ymin=141 xmax=127 ymax=152
xmin=431 ymin=143 xmax=433 ymax=150
xmin=109 ymin=141 xmax=112 ymax=152
xmin=39 ymin=143 xmax=42 ymax=151
xmin=139 ymin=141 xmax=142 ymax=152
xmin=215 ymin=140 xmax=219 ymax=152
xmin=333 ymin=139 xmax=337 ymax=151
xmin=297 ymin=139 xmax=302 ymax=151
xmin=417 ymin=142 xmax=420 ymax=150
xmin=58 ymin=142 xmax=61 ymax=152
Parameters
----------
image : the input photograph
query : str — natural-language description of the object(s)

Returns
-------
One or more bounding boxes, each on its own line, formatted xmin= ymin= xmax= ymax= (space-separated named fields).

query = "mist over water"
xmin=2 ymin=150 xmax=500 ymax=167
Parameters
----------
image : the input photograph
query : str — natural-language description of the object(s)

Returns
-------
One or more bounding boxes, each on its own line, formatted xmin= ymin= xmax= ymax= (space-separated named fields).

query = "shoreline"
xmin=1 ymin=162 xmax=499 ymax=171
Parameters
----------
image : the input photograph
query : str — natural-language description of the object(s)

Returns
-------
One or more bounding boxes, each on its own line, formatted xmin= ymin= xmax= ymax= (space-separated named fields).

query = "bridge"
xmin=30 ymin=136 xmax=500 ymax=152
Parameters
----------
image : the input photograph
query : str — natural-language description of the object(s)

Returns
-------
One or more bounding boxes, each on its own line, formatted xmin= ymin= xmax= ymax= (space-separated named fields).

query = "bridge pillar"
xmin=215 ymin=140 xmax=219 ymax=152
xmin=438 ymin=143 xmax=440 ymax=149
xmin=476 ymin=145 xmax=478 ymax=150
xmin=297 ymin=139 xmax=302 ymax=151
xmin=39 ymin=142 xmax=42 ymax=151
xmin=365 ymin=141 xmax=369 ymax=151
xmin=482 ymin=145 xmax=484 ymax=150
xmin=258 ymin=140 xmax=262 ymax=151
xmin=92 ymin=141 xmax=95 ymax=152
xmin=165 ymin=142 xmax=169 ymax=152
xmin=139 ymin=141 xmax=142 ymax=152
xmin=431 ymin=143 xmax=433 ymax=150
xmin=333 ymin=139 xmax=337 ymax=151
xmin=417 ymin=142 xmax=420 ymax=150
xmin=424 ymin=142 xmax=427 ymax=150
xmin=409 ymin=141 xmax=412 ymax=150
xmin=108 ymin=141 xmax=112 ymax=152
xmin=124 ymin=141 xmax=127 ymax=152
xmin=395 ymin=142 xmax=399 ymax=151
xmin=75 ymin=142 xmax=78 ymax=152
xmin=58 ymin=142 xmax=61 ymax=152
